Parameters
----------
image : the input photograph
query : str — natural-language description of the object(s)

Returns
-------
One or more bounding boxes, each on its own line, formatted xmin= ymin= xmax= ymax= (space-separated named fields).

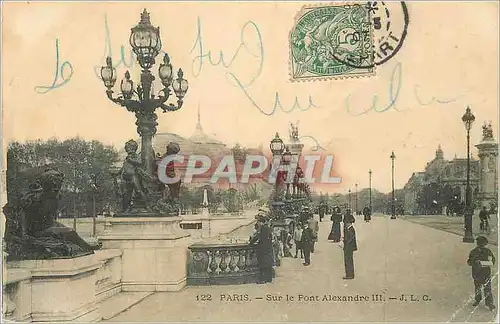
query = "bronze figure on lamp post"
xmin=100 ymin=9 xmax=188 ymax=215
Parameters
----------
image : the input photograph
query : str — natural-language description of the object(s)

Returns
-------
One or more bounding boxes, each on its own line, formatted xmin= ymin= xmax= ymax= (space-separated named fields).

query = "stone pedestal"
xmin=6 ymin=254 xmax=102 ymax=322
xmin=476 ymin=132 xmax=498 ymax=209
xmin=99 ymin=217 xmax=191 ymax=292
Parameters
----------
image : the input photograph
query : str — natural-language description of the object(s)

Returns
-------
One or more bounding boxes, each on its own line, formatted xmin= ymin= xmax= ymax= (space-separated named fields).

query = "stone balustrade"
xmin=187 ymin=242 xmax=260 ymax=285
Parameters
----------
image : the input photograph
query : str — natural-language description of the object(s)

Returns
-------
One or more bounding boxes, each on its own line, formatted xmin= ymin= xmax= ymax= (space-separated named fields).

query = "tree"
xmin=416 ymin=183 xmax=442 ymax=215
xmin=6 ymin=138 xmax=119 ymax=217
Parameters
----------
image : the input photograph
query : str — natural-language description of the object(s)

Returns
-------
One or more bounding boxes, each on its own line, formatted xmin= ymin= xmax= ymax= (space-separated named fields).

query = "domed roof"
xmin=154 ymin=132 xmax=196 ymax=155
xmin=189 ymin=105 xmax=226 ymax=147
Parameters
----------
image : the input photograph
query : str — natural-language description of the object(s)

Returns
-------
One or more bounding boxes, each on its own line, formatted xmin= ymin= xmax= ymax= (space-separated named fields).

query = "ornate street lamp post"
xmin=100 ymin=9 xmax=188 ymax=177
xmin=390 ymin=151 xmax=396 ymax=219
xmin=369 ymin=169 xmax=372 ymax=211
xmin=100 ymin=9 xmax=188 ymax=214
xmin=462 ymin=106 xmax=475 ymax=243
xmin=270 ymin=133 xmax=285 ymax=157
xmin=270 ymin=133 xmax=285 ymax=200
xmin=282 ymin=147 xmax=293 ymax=199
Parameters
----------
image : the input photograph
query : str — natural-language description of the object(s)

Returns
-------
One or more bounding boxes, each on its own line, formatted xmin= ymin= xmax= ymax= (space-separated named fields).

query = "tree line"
xmin=6 ymin=138 xmax=119 ymax=217
xmin=5 ymin=138 xmax=267 ymax=217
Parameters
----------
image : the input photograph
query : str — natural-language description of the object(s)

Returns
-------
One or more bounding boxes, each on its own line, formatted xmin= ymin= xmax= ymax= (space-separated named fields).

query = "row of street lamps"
xmin=348 ymin=152 xmax=397 ymax=220
xmin=348 ymin=106 xmax=476 ymax=243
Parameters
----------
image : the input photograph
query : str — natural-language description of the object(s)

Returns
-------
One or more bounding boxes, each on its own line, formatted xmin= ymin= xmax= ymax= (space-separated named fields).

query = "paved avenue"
xmin=106 ymin=215 xmax=498 ymax=322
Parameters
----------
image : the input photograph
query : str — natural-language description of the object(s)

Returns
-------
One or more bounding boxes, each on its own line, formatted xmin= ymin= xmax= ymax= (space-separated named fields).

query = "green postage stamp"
xmin=290 ymin=3 xmax=375 ymax=81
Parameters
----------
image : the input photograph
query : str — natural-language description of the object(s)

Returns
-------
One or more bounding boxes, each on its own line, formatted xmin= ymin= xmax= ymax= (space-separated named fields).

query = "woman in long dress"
xmin=328 ymin=206 xmax=342 ymax=242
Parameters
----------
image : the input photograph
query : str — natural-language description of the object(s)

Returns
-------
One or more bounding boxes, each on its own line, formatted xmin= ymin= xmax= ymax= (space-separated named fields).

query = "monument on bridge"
xmin=475 ymin=122 xmax=498 ymax=210
xmin=3 ymin=168 xmax=98 ymax=261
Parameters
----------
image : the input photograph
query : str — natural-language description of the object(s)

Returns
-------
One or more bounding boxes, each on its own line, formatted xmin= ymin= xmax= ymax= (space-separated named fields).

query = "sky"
xmin=2 ymin=1 xmax=498 ymax=193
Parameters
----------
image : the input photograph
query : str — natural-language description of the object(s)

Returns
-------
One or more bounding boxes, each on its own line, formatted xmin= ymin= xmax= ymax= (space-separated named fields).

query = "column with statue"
xmin=475 ymin=122 xmax=498 ymax=211
xmin=288 ymin=122 xmax=304 ymax=199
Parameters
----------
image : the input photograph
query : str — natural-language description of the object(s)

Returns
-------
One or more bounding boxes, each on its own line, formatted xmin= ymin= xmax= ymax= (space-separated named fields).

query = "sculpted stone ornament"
xmin=289 ymin=122 xmax=299 ymax=141
xmin=162 ymin=142 xmax=181 ymax=201
xmin=482 ymin=122 xmax=494 ymax=141
xmin=3 ymin=168 xmax=98 ymax=261
xmin=117 ymin=139 xmax=178 ymax=216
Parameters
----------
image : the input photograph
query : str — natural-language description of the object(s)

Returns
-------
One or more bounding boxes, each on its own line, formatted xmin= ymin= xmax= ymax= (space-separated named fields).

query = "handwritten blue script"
xmin=190 ymin=17 xmax=263 ymax=88
xmin=413 ymin=84 xmax=472 ymax=106
xmin=344 ymin=62 xmax=468 ymax=116
xmin=93 ymin=14 xmax=135 ymax=80
xmin=345 ymin=62 xmax=402 ymax=116
xmin=190 ymin=17 xmax=320 ymax=116
xmin=34 ymin=39 xmax=74 ymax=94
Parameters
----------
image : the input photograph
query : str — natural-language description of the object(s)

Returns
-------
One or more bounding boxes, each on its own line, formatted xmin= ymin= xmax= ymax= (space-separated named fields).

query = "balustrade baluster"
xmin=209 ymin=249 xmax=218 ymax=274
xmin=228 ymin=250 xmax=238 ymax=272
xmin=219 ymin=249 xmax=228 ymax=273
xmin=188 ymin=244 xmax=261 ymax=285
xmin=237 ymin=249 xmax=246 ymax=271
xmin=245 ymin=249 xmax=254 ymax=271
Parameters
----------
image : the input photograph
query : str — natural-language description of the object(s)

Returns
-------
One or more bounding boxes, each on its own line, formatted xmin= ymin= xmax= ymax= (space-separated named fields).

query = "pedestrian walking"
xmin=328 ymin=206 xmax=342 ymax=242
xmin=301 ymin=223 xmax=314 ymax=266
xmin=342 ymin=221 xmax=357 ymax=279
xmin=467 ymin=236 xmax=496 ymax=311
xmin=319 ymin=202 xmax=327 ymax=222
xmin=294 ymin=224 xmax=303 ymax=258
xmin=308 ymin=215 xmax=319 ymax=253
xmin=479 ymin=206 xmax=491 ymax=233
xmin=363 ymin=206 xmax=372 ymax=223
xmin=344 ymin=208 xmax=355 ymax=224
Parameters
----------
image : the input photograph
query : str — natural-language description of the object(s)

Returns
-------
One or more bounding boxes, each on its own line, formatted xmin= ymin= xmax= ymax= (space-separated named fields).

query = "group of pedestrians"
xmin=295 ymin=205 xmax=362 ymax=280
xmin=249 ymin=203 xmax=497 ymax=311
xmin=291 ymin=206 xmax=318 ymax=266
xmin=326 ymin=206 xmax=362 ymax=279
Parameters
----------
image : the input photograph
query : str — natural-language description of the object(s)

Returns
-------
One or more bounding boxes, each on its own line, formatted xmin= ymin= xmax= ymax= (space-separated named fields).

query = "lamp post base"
xmin=462 ymin=235 xmax=475 ymax=243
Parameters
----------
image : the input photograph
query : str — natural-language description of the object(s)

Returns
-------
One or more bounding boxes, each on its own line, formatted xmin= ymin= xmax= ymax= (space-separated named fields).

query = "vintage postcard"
xmin=1 ymin=1 xmax=499 ymax=323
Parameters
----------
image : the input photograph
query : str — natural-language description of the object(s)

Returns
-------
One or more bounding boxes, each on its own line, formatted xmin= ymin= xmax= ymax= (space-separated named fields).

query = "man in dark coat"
xmin=467 ymin=236 xmax=495 ymax=310
xmin=344 ymin=208 xmax=355 ymax=224
xmin=249 ymin=219 xmax=274 ymax=283
xmin=363 ymin=206 xmax=372 ymax=223
xmin=479 ymin=206 xmax=490 ymax=232
xmin=300 ymin=223 xmax=314 ymax=266
xmin=343 ymin=222 xmax=357 ymax=279
xmin=308 ymin=214 xmax=319 ymax=253
xmin=318 ymin=202 xmax=327 ymax=222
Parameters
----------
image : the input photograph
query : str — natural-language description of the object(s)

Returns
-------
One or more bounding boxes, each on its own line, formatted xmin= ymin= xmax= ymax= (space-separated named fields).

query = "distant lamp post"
xmin=368 ymin=169 xmax=372 ymax=211
xmin=462 ymin=106 xmax=475 ymax=243
xmin=390 ymin=151 xmax=396 ymax=219
xmin=348 ymin=189 xmax=352 ymax=210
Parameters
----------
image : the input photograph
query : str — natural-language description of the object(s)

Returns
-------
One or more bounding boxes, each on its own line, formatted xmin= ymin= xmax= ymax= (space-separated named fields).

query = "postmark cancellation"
xmin=289 ymin=3 xmax=375 ymax=81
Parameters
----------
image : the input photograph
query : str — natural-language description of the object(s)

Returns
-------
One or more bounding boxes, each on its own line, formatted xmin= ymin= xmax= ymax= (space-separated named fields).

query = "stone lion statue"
xmin=3 ymin=168 xmax=98 ymax=261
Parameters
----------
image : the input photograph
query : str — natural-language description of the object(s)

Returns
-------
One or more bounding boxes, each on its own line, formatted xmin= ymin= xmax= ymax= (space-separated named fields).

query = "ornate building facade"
xmin=404 ymin=123 xmax=498 ymax=215
xmin=403 ymin=145 xmax=480 ymax=215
